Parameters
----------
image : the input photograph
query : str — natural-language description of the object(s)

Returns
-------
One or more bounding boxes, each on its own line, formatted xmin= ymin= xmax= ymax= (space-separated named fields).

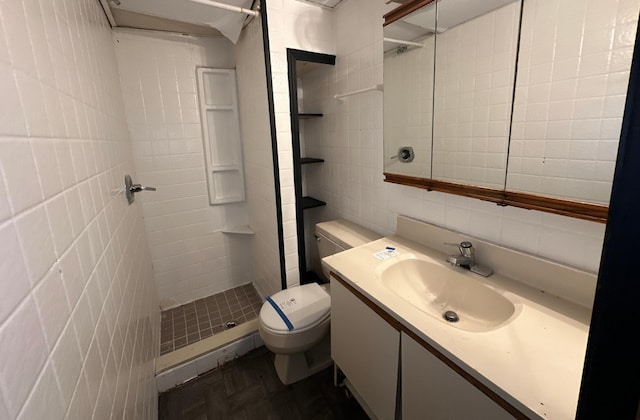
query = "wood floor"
xmin=158 ymin=346 xmax=369 ymax=420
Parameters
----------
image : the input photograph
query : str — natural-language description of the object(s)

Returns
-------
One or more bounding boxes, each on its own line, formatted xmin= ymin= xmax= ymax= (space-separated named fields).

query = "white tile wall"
xmin=236 ymin=18 xmax=282 ymax=298
xmin=270 ymin=0 xmax=607 ymax=274
xmin=0 ymin=0 xmax=158 ymax=419
xmin=507 ymin=0 xmax=640 ymax=204
xmin=266 ymin=0 xmax=336 ymax=287
xmin=432 ymin=3 xmax=520 ymax=189
xmin=113 ymin=30 xmax=255 ymax=307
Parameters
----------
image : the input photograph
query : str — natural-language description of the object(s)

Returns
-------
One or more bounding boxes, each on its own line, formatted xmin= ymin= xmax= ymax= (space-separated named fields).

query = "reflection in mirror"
xmin=506 ymin=0 xmax=640 ymax=205
xmin=383 ymin=1 xmax=436 ymax=177
xmin=432 ymin=0 xmax=521 ymax=189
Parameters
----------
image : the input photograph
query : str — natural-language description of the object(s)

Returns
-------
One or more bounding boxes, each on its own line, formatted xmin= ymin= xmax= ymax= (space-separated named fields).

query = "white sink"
xmin=376 ymin=256 xmax=516 ymax=332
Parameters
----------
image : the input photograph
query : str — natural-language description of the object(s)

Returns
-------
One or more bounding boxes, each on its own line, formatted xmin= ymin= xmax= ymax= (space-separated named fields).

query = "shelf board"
xmin=221 ymin=225 xmax=255 ymax=235
xmin=301 ymin=196 xmax=326 ymax=210
xmin=300 ymin=157 xmax=325 ymax=165
xmin=298 ymin=113 xmax=323 ymax=119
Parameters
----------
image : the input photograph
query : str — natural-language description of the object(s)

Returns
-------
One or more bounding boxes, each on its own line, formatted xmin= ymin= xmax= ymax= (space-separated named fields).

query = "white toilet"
xmin=259 ymin=219 xmax=381 ymax=385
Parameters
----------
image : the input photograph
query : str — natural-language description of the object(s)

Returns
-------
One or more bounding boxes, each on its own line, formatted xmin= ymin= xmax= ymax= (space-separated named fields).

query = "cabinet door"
xmin=401 ymin=332 xmax=515 ymax=420
xmin=331 ymin=278 xmax=400 ymax=420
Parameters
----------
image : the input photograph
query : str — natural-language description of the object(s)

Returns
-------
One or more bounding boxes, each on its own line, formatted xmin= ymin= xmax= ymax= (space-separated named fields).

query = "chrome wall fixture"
xmin=391 ymin=146 xmax=415 ymax=163
xmin=124 ymin=174 xmax=156 ymax=205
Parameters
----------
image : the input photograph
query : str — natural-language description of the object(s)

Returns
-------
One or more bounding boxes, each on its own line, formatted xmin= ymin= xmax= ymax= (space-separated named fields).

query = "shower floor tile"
xmin=160 ymin=283 xmax=263 ymax=355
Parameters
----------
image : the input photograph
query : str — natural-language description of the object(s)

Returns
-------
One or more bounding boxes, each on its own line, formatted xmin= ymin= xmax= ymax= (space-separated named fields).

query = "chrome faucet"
xmin=445 ymin=241 xmax=493 ymax=277
xmin=446 ymin=241 xmax=475 ymax=267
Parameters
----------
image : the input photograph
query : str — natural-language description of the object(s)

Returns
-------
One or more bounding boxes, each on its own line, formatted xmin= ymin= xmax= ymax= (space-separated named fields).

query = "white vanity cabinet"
xmin=331 ymin=277 xmax=400 ymax=420
xmin=401 ymin=332 xmax=515 ymax=420
xmin=324 ymin=216 xmax=591 ymax=419
xmin=331 ymin=273 xmax=520 ymax=420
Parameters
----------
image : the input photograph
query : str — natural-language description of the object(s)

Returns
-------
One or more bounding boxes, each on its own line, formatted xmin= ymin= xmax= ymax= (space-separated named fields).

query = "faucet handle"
xmin=459 ymin=241 xmax=474 ymax=258
xmin=124 ymin=174 xmax=156 ymax=205
xmin=129 ymin=184 xmax=156 ymax=193
xmin=444 ymin=241 xmax=474 ymax=258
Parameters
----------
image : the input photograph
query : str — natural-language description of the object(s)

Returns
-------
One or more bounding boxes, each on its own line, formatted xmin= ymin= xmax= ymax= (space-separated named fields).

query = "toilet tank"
xmin=314 ymin=220 xmax=381 ymax=280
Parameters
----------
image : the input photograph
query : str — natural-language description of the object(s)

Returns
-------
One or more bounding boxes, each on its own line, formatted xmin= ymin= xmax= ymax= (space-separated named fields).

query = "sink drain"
xmin=443 ymin=311 xmax=459 ymax=323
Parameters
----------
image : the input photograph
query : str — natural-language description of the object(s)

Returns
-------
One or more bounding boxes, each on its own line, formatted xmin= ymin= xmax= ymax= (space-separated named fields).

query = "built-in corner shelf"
xmin=221 ymin=225 xmax=255 ymax=235
xmin=300 ymin=157 xmax=325 ymax=165
xmin=298 ymin=113 xmax=323 ymax=119
xmin=301 ymin=196 xmax=326 ymax=210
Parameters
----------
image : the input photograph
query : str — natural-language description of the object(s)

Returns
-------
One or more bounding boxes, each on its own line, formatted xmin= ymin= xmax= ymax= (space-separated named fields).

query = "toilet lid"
xmin=261 ymin=283 xmax=330 ymax=332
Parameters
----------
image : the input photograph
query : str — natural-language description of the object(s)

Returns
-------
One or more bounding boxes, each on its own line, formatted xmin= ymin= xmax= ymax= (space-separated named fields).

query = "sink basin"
xmin=376 ymin=256 xmax=516 ymax=332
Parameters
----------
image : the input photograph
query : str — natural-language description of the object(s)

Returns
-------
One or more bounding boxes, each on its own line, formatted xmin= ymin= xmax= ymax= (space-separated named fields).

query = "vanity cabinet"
xmin=401 ymin=332 xmax=514 ymax=420
xmin=331 ymin=277 xmax=400 ymax=420
xmin=331 ymin=273 xmax=522 ymax=420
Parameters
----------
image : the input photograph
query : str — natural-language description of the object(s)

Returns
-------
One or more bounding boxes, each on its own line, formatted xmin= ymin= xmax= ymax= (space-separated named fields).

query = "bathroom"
xmin=0 ymin=0 xmax=639 ymax=418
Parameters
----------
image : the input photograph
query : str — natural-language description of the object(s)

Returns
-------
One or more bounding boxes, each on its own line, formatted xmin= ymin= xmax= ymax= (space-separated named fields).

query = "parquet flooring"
xmin=158 ymin=346 xmax=369 ymax=420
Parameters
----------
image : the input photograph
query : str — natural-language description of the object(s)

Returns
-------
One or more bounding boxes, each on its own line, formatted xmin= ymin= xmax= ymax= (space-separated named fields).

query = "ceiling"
xmin=109 ymin=8 xmax=224 ymax=36
xmin=294 ymin=0 xmax=346 ymax=9
xmin=102 ymin=0 xmax=257 ymax=42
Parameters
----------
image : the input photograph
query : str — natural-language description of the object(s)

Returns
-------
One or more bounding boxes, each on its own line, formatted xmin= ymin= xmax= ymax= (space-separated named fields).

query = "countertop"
xmin=323 ymin=235 xmax=591 ymax=419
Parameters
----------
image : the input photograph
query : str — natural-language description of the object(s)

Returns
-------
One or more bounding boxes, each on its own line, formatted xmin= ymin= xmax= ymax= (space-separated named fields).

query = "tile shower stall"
xmin=0 ymin=0 xmax=277 ymax=417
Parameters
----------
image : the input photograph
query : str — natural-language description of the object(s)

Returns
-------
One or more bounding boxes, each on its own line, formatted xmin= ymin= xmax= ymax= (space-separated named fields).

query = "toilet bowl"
xmin=259 ymin=220 xmax=381 ymax=385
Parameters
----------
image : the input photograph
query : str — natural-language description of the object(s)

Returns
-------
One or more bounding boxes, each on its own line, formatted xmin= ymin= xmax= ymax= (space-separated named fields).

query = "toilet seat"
xmin=260 ymin=283 xmax=330 ymax=334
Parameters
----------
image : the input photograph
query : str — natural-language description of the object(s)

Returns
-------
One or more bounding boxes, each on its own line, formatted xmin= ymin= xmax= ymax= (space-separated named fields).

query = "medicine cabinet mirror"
xmin=383 ymin=0 xmax=639 ymax=222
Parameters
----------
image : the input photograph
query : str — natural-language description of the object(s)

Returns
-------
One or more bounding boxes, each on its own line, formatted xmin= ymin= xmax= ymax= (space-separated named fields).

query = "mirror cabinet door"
xmin=383 ymin=1 xmax=437 ymax=177
xmin=506 ymin=0 xmax=640 ymax=205
xmin=431 ymin=0 xmax=521 ymax=189
xmin=383 ymin=0 xmax=639 ymax=219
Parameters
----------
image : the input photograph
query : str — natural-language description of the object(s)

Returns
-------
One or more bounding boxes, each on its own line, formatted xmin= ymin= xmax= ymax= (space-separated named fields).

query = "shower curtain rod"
xmin=185 ymin=0 xmax=260 ymax=16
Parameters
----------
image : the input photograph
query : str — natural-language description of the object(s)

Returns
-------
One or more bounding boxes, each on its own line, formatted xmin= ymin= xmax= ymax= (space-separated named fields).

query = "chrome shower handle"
xmin=129 ymin=184 xmax=156 ymax=193
xmin=124 ymin=174 xmax=156 ymax=205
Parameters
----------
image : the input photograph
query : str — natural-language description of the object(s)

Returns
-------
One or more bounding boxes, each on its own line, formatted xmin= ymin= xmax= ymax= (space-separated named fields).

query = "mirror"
xmin=383 ymin=0 xmax=640 ymax=221
xmin=432 ymin=0 xmax=520 ymax=189
xmin=383 ymin=1 xmax=436 ymax=178
xmin=505 ymin=0 xmax=638 ymax=206
xmin=384 ymin=0 xmax=521 ymax=186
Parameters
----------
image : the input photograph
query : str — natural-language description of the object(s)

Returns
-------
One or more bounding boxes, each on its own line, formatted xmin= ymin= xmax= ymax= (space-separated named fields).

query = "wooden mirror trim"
xmin=384 ymin=173 xmax=609 ymax=223
xmin=383 ymin=0 xmax=611 ymax=223
xmin=383 ymin=0 xmax=435 ymax=27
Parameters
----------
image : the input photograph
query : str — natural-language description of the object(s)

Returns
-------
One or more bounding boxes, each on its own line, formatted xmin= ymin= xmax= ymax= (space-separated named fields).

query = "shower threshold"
xmin=156 ymin=319 xmax=260 ymax=374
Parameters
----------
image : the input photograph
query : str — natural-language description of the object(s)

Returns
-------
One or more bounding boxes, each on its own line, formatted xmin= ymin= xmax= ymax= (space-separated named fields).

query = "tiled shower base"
xmin=160 ymin=283 xmax=263 ymax=355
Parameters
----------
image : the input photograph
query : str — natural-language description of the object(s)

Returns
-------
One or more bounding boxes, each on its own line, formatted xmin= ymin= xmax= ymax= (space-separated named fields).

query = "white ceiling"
xmin=110 ymin=8 xmax=224 ymax=36
xmin=294 ymin=0 xmax=346 ymax=9
xmin=107 ymin=0 xmax=255 ymax=43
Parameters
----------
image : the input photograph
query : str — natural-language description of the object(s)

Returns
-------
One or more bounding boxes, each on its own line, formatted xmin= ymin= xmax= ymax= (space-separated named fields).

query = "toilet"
xmin=259 ymin=219 xmax=381 ymax=385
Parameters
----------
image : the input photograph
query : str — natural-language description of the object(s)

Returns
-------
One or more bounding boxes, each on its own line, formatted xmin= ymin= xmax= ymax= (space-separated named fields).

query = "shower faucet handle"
xmin=391 ymin=146 xmax=414 ymax=162
xmin=129 ymin=184 xmax=156 ymax=193
xmin=124 ymin=174 xmax=156 ymax=205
